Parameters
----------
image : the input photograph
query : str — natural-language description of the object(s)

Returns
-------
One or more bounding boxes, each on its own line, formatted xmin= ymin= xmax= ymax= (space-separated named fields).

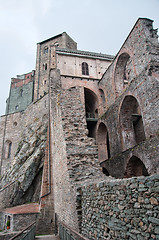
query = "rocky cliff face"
xmin=0 ymin=116 xmax=48 ymax=208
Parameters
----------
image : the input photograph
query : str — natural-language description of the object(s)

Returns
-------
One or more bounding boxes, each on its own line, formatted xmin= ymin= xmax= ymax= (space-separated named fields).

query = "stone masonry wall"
xmin=50 ymin=69 xmax=106 ymax=231
xmin=60 ymin=86 xmax=105 ymax=184
xmin=0 ymin=112 xmax=22 ymax=175
xmin=99 ymin=18 xmax=159 ymax=108
xmin=6 ymin=80 xmax=34 ymax=115
xmin=0 ymin=95 xmax=49 ymax=209
xmin=81 ymin=175 xmax=159 ymax=240
xmin=97 ymin=70 xmax=159 ymax=177
xmin=50 ymin=69 xmax=79 ymax=231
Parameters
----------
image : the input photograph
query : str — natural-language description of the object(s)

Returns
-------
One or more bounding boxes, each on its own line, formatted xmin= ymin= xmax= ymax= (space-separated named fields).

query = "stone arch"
xmin=124 ymin=156 xmax=149 ymax=178
xmin=119 ymin=95 xmax=146 ymax=151
xmin=84 ymin=88 xmax=98 ymax=118
xmin=84 ymin=88 xmax=98 ymax=138
xmin=96 ymin=122 xmax=111 ymax=162
xmin=114 ymin=52 xmax=131 ymax=95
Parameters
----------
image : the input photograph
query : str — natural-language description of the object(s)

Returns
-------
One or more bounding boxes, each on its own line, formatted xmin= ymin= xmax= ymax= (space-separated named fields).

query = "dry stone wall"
xmin=81 ymin=175 xmax=159 ymax=240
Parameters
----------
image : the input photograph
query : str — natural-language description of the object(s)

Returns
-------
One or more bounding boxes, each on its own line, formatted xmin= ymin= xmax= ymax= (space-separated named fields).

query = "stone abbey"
xmin=0 ymin=18 xmax=159 ymax=239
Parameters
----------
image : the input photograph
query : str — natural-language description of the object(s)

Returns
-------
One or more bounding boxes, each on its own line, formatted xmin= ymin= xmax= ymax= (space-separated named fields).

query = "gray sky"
xmin=0 ymin=0 xmax=158 ymax=116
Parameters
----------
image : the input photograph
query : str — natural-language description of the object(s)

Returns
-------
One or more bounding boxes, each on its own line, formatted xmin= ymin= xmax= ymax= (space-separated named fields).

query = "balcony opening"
xmin=84 ymin=88 xmax=98 ymax=138
xmin=119 ymin=95 xmax=146 ymax=151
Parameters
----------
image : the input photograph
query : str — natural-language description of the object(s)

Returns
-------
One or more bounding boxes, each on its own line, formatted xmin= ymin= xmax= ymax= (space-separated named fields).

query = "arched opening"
xmin=114 ymin=53 xmax=131 ymax=95
xmin=97 ymin=122 xmax=111 ymax=162
xmin=99 ymin=89 xmax=106 ymax=104
xmin=124 ymin=156 xmax=149 ymax=178
xmin=84 ymin=88 xmax=98 ymax=138
xmin=5 ymin=140 xmax=12 ymax=159
xmin=119 ymin=95 xmax=146 ymax=151
xmin=82 ymin=62 xmax=89 ymax=75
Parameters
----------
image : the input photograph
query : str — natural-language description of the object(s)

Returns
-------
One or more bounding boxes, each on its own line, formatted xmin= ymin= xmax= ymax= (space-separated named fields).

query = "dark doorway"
xmin=84 ymin=88 xmax=98 ymax=138
xmin=97 ymin=123 xmax=111 ymax=162
xmin=124 ymin=156 xmax=149 ymax=178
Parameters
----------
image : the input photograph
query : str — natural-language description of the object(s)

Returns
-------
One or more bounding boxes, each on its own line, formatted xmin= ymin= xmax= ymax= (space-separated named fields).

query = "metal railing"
xmin=59 ymin=221 xmax=89 ymax=240
xmin=9 ymin=222 xmax=36 ymax=240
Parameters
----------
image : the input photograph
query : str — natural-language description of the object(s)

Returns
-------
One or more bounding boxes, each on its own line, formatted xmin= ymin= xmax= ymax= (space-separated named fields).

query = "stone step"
xmin=35 ymin=235 xmax=60 ymax=240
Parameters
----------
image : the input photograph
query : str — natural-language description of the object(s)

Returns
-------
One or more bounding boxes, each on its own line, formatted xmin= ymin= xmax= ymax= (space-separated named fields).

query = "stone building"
xmin=0 ymin=18 xmax=159 ymax=239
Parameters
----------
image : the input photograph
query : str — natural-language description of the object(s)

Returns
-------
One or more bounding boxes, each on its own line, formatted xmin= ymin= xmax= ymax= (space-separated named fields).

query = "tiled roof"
xmin=56 ymin=47 xmax=114 ymax=60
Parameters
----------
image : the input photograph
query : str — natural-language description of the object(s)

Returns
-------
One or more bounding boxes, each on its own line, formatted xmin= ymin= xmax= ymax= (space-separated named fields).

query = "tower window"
xmin=44 ymin=47 xmax=48 ymax=54
xmin=82 ymin=62 xmax=89 ymax=75
xmin=43 ymin=63 xmax=47 ymax=70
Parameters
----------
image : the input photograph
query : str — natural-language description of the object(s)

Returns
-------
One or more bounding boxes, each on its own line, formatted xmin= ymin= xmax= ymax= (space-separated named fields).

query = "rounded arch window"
xmin=99 ymin=89 xmax=106 ymax=104
xmin=82 ymin=62 xmax=89 ymax=75
xmin=44 ymin=47 xmax=48 ymax=54
xmin=84 ymin=88 xmax=98 ymax=138
xmin=114 ymin=53 xmax=131 ymax=95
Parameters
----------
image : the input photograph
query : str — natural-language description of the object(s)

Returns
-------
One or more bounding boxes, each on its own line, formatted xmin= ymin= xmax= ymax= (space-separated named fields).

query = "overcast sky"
xmin=0 ymin=0 xmax=158 ymax=116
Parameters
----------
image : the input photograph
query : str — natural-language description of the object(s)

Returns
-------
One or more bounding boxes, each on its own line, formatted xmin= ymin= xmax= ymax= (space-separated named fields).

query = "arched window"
xmin=82 ymin=62 xmax=89 ymax=75
xmin=44 ymin=47 xmax=48 ymax=54
xmin=97 ymin=122 xmax=111 ymax=162
xmin=124 ymin=156 xmax=149 ymax=178
xmin=84 ymin=88 xmax=98 ymax=138
xmin=119 ymin=95 xmax=146 ymax=151
xmin=5 ymin=140 xmax=12 ymax=159
xmin=43 ymin=63 xmax=47 ymax=71
xmin=114 ymin=53 xmax=131 ymax=95
xmin=99 ymin=89 xmax=106 ymax=104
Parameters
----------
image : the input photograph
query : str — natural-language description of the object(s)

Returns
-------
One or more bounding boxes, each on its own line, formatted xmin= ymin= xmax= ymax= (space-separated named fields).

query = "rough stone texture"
xmin=1 ymin=212 xmax=38 ymax=232
xmin=81 ymin=175 xmax=159 ymax=240
xmin=0 ymin=95 xmax=48 ymax=209
xmin=49 ymin=69 xmax=107 ymax=232
xmin=36 ymin=126 xmax=55 ymax=235
xmin=97 ymin=18 xmax=159 ymax=178
xmin=60 ymin=86 xmax=105 ymax=183
xmin=99 ymin=18 xmax=159 ymax=107
xmin=0 ymin=17 xmax=158 ymax=239
xmin=50 ymin=69 xmax=79 ymax=231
